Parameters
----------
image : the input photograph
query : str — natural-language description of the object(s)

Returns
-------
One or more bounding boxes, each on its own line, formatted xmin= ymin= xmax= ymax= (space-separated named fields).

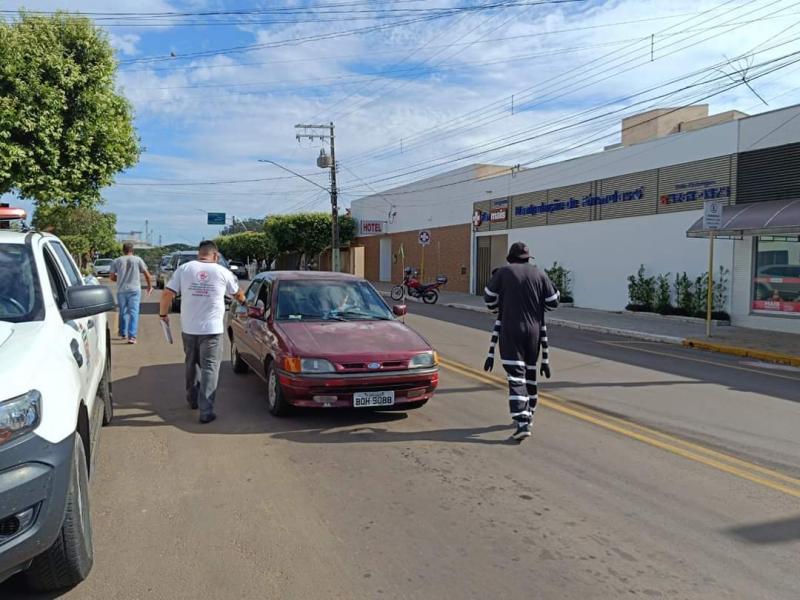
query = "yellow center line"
xmin=597 ymin=340 xmax=800 ymax=382
xmin=438 ymin=357 xmax=800 ymax=499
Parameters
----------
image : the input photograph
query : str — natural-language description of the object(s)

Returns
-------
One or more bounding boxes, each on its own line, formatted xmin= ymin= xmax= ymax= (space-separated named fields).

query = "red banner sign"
xmin=752 ymin=300 xmax=800 ymax=314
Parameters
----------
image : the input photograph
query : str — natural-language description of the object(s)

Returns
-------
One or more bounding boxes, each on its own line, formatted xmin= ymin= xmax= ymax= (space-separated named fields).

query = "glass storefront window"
xmin=752 ymin=236 xmax=800 ymax=315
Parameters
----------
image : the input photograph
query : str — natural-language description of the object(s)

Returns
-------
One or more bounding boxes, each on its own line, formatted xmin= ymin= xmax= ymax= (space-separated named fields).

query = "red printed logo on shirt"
xmin=196 ymin=271 xmax=209 ymax=282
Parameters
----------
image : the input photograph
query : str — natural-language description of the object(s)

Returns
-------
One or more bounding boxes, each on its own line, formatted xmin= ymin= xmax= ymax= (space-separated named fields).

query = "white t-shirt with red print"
xmin=166 ymin=260 xmax=239 ymax=335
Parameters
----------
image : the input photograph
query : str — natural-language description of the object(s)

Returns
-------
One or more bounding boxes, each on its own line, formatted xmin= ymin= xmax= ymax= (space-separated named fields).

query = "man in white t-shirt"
xmin=159 ymin=240 xmax=246 ymax=423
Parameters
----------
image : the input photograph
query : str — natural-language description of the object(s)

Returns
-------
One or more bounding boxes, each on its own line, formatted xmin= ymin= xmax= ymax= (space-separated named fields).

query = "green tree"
xmin=219 ymin=218 xmax=265 ymax=236
xmin=0 ymin=11 xmax=140 ymax=207
xmin=264 ymin=212 xmax=356 ymax=265
xmin=215 ymin=231 xmax=276 ymax=263
xmin=33 ymin=204 xmax=118 ymax=265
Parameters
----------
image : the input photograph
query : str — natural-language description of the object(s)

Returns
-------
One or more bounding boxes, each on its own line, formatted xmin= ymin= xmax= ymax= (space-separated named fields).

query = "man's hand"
xmin=159 ymin=314 xmax=169 ymax=324
xmin=540 ymin=363 xmax=551 ymax=379
xmin=483 ymin=356 xmax=494 ymax=372
xmin=146 ymin=286 xmax=154 ymax=298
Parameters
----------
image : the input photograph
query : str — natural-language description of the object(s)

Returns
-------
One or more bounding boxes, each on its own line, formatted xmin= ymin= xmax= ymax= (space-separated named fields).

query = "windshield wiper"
xmin=335 ymin=310 xmax=392 ymax=321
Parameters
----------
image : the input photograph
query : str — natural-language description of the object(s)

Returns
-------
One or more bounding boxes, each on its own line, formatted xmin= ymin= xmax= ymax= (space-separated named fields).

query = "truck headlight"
xmin=0 ymin=390 xmax=41 ymax=446
xmin=409 ymin=352 xmax=438 ymax=369
xmin=301 ymin=358 xmax=335 ymax=373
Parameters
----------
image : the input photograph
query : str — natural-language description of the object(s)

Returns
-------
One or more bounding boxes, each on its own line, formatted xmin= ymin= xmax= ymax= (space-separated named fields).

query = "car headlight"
xmin=0 ymin=390 xmax=41 ymax=446
xmin=300 ymin=358 xmax=336 ymax=374
xmin=409 ymin=352 xmax=438 ymax=369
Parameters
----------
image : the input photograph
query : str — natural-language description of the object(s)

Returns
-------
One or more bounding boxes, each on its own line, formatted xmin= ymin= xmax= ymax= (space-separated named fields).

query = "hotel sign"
xmin=359 ymin=220 xmax=386 ymax=235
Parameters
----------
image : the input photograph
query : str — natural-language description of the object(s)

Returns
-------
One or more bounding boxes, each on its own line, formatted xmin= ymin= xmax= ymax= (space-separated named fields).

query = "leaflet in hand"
xmin=161 ymin=320 xmax=174 ymax=344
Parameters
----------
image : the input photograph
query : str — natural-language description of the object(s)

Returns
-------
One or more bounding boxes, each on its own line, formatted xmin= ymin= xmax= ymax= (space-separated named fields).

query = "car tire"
xmin=100 ymin=337 xmax=114 ymax=426
xmin=422 ymin=289 xmax=438 ymax=304
xmin=266 ymin=361 xmax=290 ymax=417
xmin=25 ymin=433 xmax=93 ymax=592
xmin=231 ymin=340 xmax=248 ymax=374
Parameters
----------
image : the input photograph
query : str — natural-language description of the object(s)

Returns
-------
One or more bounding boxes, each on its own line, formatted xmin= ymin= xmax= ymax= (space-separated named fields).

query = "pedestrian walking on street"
xmin=483 ymin=242 xmax=559 ymax=440
xmin=110 ymin=242 xmax=153 ymax=344
xmin=159 ymin=240 xmax=246 ymax=424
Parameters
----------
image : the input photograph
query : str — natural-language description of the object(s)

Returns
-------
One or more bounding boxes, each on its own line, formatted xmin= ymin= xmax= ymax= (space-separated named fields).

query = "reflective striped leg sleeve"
xmin=484 ymin=320 xmax=501 ymax=371
xmin=541 ymin=325 xmax=549 ymax=364
xmin=525 ymin=365 xmax=539 ymax=416
xmin=503 ymin=360 xmax=531 ymax=423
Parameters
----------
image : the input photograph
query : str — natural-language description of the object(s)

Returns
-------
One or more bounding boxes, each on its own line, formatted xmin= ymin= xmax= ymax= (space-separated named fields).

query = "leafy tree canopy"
xmin=33 ymin=204 xmax=118 ymax=261
xmin=264 ymin=212 xmax=355 ymax=259
xmin=0 ymin=11 xmax=140 ymax=207
xmin=215 ymin=231 xmax=276 ymax=263
xmin=219 ymin=217 xmax=265 ymax=237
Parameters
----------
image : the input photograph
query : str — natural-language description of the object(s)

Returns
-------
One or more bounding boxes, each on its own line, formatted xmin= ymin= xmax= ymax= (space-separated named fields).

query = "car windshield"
xmin=95 ymin=259 xmax=112 ymax=266
xmin=0 ymin=243 xmax=43 ymax=323
xmin=275 ymin=279 xmax=393 ymax=321
xmin=177 ymin=253 xmax=198 ymax=266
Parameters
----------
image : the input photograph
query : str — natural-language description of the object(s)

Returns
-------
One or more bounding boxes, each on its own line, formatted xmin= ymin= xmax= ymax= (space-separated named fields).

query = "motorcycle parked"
xmin=390 ymin=268 xmax=448 ymax=304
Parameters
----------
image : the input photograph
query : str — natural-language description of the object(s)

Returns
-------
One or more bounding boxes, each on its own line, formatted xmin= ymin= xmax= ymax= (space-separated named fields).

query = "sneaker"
xmin=127 ymin=337 xmax=137 ymax=344
xmin=199 ymin=413 xmax=217 ymax=424
xmin=118 ymin=335 xmax=127 ymax=341
xmin=511 ymin=421 xmax=531 ymax=440
xmin=187 ymin=399 xmax=198 ymax=410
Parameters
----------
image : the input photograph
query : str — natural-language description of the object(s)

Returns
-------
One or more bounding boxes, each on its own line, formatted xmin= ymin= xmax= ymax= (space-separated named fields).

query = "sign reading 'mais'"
xmin=515 ymin=187 xmax=644 ymax=217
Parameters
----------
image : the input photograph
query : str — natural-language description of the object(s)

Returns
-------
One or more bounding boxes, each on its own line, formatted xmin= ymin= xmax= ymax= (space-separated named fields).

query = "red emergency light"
xmin=0 ymin=206 xmax=26 ymax=221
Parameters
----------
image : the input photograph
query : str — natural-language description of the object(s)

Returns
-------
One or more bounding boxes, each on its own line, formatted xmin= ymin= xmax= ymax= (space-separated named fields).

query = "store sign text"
xmin=660 ymin=184 xmax=730 ymax=205
xmin=490 ymin=207 xmax=507 ymax=222
xmin=359 ymin=220 xmax=385 ymax=235
xmin=514 ymin=187 xmax=644 ymax=217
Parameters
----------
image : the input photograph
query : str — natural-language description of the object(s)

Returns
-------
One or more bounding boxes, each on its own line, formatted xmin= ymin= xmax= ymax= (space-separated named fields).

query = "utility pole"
xmin=295 ymin=122 xmax=340 ymax=272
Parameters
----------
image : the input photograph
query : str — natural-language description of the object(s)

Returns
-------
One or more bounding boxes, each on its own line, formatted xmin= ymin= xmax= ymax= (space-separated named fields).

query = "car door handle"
xmin=70 ymin=339 xmax=84 ymax=368
xmin=87 ymin=319 xmax=95 ymax=329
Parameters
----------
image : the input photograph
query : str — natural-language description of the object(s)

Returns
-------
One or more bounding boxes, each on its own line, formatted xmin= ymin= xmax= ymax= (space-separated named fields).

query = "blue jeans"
xmin=117 ymin=290 xmax=141 ymax=338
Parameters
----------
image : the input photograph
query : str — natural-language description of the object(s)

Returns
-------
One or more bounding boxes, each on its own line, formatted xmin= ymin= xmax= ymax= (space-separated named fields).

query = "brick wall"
xmin=354 ymin=223 xmax=471 ymax=293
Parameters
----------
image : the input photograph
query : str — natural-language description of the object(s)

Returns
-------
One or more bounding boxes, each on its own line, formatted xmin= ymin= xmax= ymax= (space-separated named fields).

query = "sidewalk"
xmin=372 ymin=282 xmax=800 ymax=367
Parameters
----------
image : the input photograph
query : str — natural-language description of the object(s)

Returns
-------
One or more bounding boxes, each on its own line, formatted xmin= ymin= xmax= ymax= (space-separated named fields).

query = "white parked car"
xmin=92 ymin=257 xmax=113 ymax=277
xmin=0 ymin=207 xmax=115 ymax=591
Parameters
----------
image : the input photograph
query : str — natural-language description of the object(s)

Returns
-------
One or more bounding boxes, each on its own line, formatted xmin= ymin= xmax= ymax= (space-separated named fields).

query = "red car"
xmin=226 ymin=271 xmax=439 ymax=415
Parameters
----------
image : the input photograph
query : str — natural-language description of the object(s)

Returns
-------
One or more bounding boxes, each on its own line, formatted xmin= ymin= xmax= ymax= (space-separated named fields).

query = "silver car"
xmin=92 ymin=258 xmax=114 ymax=277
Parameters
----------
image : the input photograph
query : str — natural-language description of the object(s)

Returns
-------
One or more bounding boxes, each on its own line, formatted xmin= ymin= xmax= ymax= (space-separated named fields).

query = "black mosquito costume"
xmin=483 ymin=243 xmax=559 ymax=425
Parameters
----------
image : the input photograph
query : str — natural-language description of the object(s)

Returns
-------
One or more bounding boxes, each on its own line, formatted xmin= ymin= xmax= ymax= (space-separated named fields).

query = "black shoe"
xmin=511 ymin=421 xmax=532 ymax=441
xmin=199 ymin=413 xmax=217 ymax=424
xmin=187 ymin=399 xmax=198 ymax=409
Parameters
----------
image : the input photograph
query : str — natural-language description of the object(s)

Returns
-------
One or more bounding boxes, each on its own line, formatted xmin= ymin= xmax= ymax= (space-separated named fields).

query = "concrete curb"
xmin=683 ymin=339 xmax=800 ymax=367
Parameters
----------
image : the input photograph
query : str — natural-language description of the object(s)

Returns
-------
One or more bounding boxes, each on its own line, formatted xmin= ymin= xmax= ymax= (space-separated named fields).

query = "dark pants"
xmin=182 ymin=333 xmax=223 ymax=418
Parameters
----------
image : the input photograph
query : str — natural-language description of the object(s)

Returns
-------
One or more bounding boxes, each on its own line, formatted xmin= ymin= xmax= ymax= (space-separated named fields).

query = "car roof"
xmin=174 ymin=250 xmax=198 ymax=255
xmin=257 ymin=270 xmax=364 ymax=282
xmin=0 ymin=230 xmax=60 ymax=245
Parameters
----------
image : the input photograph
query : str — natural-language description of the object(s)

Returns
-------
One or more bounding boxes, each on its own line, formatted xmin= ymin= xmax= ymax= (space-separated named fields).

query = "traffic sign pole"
xmin=706 ymin=231 xmax=715 ymax=338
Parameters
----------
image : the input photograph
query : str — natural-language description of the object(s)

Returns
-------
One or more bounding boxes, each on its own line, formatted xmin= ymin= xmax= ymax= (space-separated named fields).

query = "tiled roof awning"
xmin=686 ymin=199 xmax=800 ymax=238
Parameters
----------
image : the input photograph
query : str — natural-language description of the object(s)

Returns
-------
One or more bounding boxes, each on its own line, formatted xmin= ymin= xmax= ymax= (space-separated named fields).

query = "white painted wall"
xmin=505 ymin=211 xmax=734 ymax=312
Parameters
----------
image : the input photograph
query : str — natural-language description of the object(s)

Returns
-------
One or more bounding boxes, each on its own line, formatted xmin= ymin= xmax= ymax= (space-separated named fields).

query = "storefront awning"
xmin=686 ymin=199 xmax=800 ymax=238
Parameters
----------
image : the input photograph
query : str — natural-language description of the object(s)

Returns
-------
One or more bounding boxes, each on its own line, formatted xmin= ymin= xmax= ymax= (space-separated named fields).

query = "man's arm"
xmin=159 ymin=289 xmax=175 ymax=320
xmin=109 ymin=259 xmax=118 ymax=282
xmin=543 ymin=275 xmax=560 ymax=311
xmin=484 ymin=269 xmax=502 ymax=312
xmin=139 ymin=258 xmax=153 ymax=294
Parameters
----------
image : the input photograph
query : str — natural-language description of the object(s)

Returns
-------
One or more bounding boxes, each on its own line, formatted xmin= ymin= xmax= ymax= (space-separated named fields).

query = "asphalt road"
xmin=4 ymin=292 xmax=799 ymax=599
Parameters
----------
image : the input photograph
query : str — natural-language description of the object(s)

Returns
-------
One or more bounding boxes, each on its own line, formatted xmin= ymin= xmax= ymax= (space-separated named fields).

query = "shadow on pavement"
xmin=112 ymin=361 xmax=426 ymax=436
xmin=270 ymin=423 xmax=514 ymax=446
xmin=726 ymin=515 xmax=800 ymax=544
xmin=1 ymin=575 xmax=65 ymax=599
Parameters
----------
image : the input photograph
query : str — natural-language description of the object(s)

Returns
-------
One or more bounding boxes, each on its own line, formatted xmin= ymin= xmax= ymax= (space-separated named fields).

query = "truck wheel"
xmin=266 ymin=362 xmax=290 ymax=416
xmin=100 ymin=338 xmax=113 ymax=426
xmin=25 ymin=433 xmax=93 ymax=592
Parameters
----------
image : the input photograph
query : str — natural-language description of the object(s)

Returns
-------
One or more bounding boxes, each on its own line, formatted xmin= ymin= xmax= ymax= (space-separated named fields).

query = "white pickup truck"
xmin=0 ymin=207 xmax=115 ymax=591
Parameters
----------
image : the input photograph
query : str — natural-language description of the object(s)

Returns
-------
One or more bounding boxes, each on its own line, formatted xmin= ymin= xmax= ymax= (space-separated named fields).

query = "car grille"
xmin=323 ymin=381 xmax=432 ymax=394
xmin=339 ymin=360 xmax=407 ymax=372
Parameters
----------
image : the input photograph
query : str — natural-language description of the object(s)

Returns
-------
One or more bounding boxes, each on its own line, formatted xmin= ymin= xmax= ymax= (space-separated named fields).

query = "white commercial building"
xmin=351 ymin=104 xmax=800 ymax=333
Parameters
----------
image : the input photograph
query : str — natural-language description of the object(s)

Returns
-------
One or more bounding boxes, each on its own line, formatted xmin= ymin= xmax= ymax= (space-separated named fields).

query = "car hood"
xmin=275 ymin=319 xmax=432 ymax=361
xmin=0 ymin=321 xmax=49 ymax=396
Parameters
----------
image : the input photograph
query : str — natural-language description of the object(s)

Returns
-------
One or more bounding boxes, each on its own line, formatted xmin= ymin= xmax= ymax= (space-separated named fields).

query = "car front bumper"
xmin=0 ymin=433 xmax=74 ymax=584
xmin=278 ymin=368 xmax=439 ymax=408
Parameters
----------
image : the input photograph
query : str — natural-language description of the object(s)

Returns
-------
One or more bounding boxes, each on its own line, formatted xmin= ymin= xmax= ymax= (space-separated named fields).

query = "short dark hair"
xmin=122 ymin=242 xmax=134 ymax=254
xmin=198 ymin=240 xmax=218 ymax=256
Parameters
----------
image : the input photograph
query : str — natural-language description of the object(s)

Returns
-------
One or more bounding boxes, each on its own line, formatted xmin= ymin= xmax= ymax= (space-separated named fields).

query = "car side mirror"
xmin=247 ymin=306 xmax=265 ymax=319
xmin=61 ymin=285 xmax=116 ymax=321
xmin=392 ymin=304 xmax=408 ymax=317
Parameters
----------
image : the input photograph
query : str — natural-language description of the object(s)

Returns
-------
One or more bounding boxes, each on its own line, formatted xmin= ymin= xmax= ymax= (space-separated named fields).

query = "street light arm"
xmin=258 ymin=159 xmax=330 ymax=193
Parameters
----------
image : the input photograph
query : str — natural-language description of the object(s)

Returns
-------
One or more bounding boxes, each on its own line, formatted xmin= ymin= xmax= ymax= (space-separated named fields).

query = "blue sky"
xmin=6 ymin=0 xmax=800 ymax=245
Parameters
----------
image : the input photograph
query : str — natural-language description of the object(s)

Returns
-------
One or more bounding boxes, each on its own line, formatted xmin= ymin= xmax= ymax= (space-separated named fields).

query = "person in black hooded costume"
xmin=483 ymin=242 xmax=559 ymax=440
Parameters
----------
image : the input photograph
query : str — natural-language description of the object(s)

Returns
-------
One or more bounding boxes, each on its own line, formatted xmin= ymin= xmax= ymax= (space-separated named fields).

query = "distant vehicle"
xmin=155 ymin=253 xmax=175 ymax=289
xmin=228 ymin=260 xmax=247 ymax=279
xmin=0 ymin=206 xmax=115 ymax=591
xmin=162 ymin=250 xmax=231 ymax=312
xmin=226 ymin=271 xmax=438 ymax=415
xmin=92 ymin=258 xmax=113 ymax=277
xmin=390 ymin=267 xmax=448 ymax=304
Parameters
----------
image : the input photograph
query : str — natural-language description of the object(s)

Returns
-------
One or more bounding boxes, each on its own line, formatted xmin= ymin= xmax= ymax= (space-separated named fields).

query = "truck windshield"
xmin=0 ymin=243 xmax=44 ymax=323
